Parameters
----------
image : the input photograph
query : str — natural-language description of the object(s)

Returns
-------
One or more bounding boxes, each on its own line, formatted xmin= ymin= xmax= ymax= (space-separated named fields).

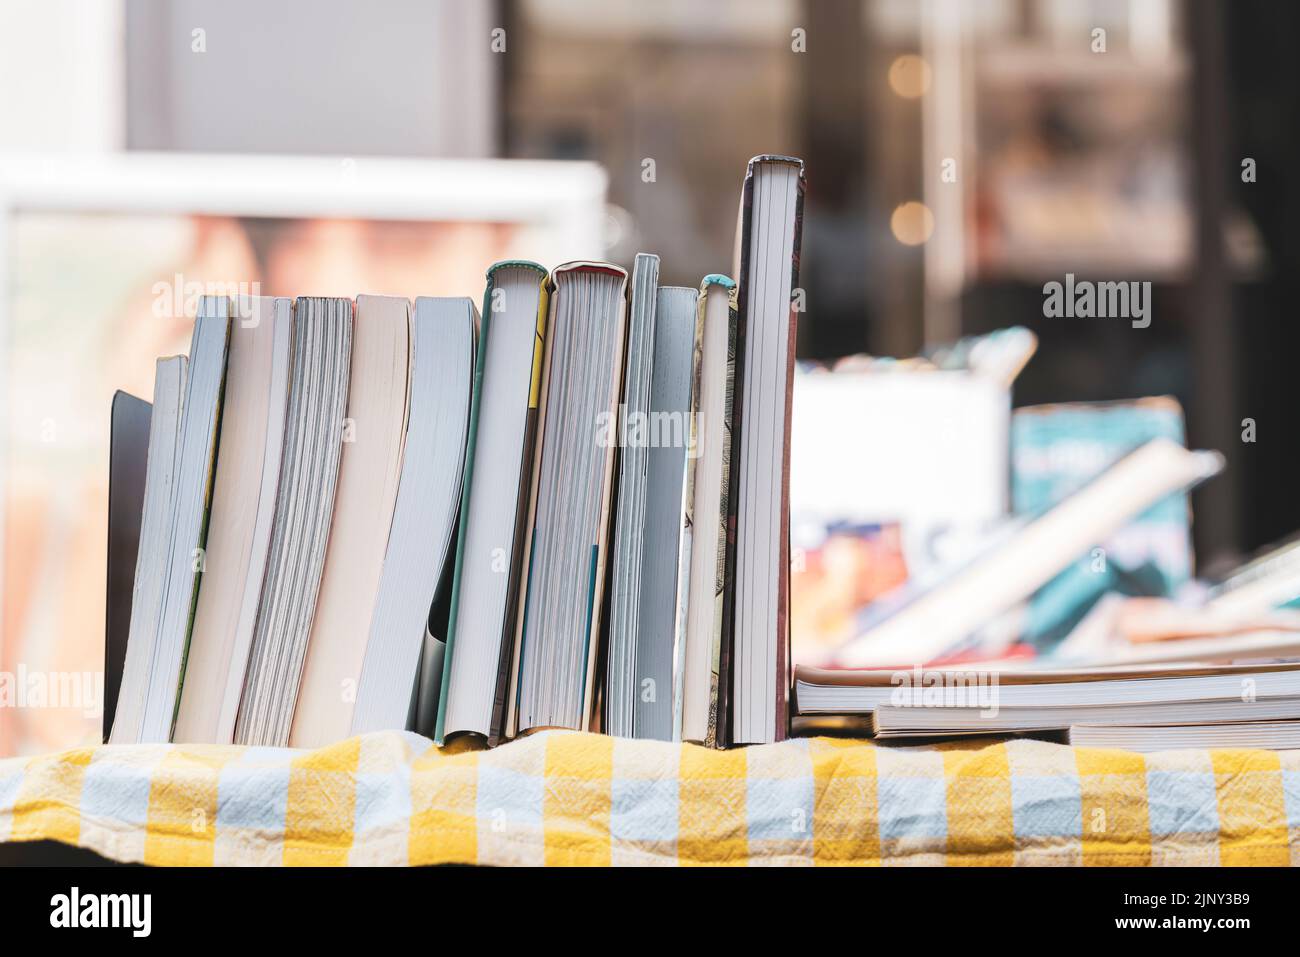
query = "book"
xmin=1206 ymin=534 xmax=1300 ymax=615
xmin=109 ymin=357 xmax=186 ymax=744
xmin=436 ymin=262 xmax=549 ymax=745
xmin=681 ymin=275 xmax=738 ymax=746
xmin=797 ymin=660 xmax=1300 ymax=712
xmin=147 ymin=300 xmax=230 ymax=743
xmin=291 ymin=295 xmax=413 ymax=748
xmin=605 ymin=253 xmax=660 ymax=739
xmin=795 ymin=661 xmax=1300 ymax=740
xmin=633 ymin=284 xmax=697 ymax=741
xmin=100 ymin=154 xmax=813 ymax=753
xmin=215 ymin=298 xmax=294 ymax=741
xmin=351 ymin=296 xmax=475 ymax=738
xmin=669 ymin=282 xmax=705 ymax=742
xmin=874 ymin=696 xmax=1300 ymax=736
xmin=1013 ymin=397 xmax=1192 ymax=587
xmin=174 ymin=296 xmax=293 ymax=744
xmin=1068 ymin=721 xmax=1300 ymax=751
xmin=104 ymin=390 xmax=151 ymax=743
xmin=834 ymin=439 xmax=1225 ymax=669
xmin=1048 ymin=593 xmax=1300 ymax=667
xmin=513 ymin=261 xmax=629 ymax=735
xmin=110 ymin=295 xmax=231 ymax=745
xmin=235 ymin=297 xmax=352 ymax=747
xmin=604 ymin=265 xmax=701 ymax=742
xmin=727 ymin=155 xmax=804 ymax=745
xmin=1011 ymin=397 xmax=1193 ymax=647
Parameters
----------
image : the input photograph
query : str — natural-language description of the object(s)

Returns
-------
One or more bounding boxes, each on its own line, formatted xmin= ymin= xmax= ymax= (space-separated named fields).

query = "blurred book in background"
xmin=790 ymin=327 xmax=1036 ymax=666
xmin=1010 ymin=396 xmax=1194 ymax=651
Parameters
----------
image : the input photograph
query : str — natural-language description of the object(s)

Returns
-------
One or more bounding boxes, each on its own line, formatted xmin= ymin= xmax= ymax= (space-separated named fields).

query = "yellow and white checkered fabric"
xmin=1 ymin=731 xmax=1296 ymax=865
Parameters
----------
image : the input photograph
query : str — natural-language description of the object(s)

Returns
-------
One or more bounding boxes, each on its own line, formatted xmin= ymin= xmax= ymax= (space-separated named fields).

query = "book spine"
xmin=605 ymin=254 xmax=658 ymax=737
xmin=671 ymin=285 xmax=707 ymax=741
xmin=704 ymin=284 xmax=739 ymax=748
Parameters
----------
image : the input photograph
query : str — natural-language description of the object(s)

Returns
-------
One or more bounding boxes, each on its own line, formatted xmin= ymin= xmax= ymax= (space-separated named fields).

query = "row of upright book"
xmin=106 ymin=155 xmax=805 ymax=749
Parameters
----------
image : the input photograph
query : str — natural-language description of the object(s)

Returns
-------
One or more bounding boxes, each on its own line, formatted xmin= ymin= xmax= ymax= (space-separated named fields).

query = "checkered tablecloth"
xmin=1 ymin=730 xmax=1296 ymax=865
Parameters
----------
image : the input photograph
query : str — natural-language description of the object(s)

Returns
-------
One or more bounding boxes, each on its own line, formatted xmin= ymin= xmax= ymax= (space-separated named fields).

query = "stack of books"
xmin=794 ymin=661 xmax=1300 ymax=751
xmin=792 ymin=438 xmax=1300 ymax=750
xmin=106 ymin=155 xmax=804 ymax=749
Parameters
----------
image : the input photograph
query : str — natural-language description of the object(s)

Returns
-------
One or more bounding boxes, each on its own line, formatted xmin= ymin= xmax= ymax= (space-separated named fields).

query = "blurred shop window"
xmin=506 ymin=0 xmax=802 ymax=289
xmin=0 ymin=1 xmax=124 ymax=151
xmin=124 ymin=0 xmax=499 ymax=157
xmin=966 ymin=0 xmax=1192 ymax=283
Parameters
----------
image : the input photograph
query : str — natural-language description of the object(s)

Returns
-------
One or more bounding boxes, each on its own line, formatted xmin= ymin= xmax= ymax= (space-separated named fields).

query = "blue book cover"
xmin=1012 ymin=396 xmax=1192 ymax=647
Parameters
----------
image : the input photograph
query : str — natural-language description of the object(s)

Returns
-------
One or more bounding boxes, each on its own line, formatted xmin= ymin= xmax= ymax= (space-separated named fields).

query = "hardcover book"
xmin=104 ymin=390 xmax=152 ymax=743
xmin=605 ymin=253 xmax=660 ymax=739
xmin=725 ymin=155 xmax=804 ymax=745
xmin=681 ymin=275 xmax=738 ymax=746
xmin=512 ymin=261 xmax=629 ymax=736
xmin=437 ymin=262 xmax=550 ymax=745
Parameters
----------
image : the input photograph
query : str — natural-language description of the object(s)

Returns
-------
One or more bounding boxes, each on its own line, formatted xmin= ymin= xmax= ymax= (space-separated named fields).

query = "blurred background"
xmin=2 ymin=0 xmax=1296 ymax=753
